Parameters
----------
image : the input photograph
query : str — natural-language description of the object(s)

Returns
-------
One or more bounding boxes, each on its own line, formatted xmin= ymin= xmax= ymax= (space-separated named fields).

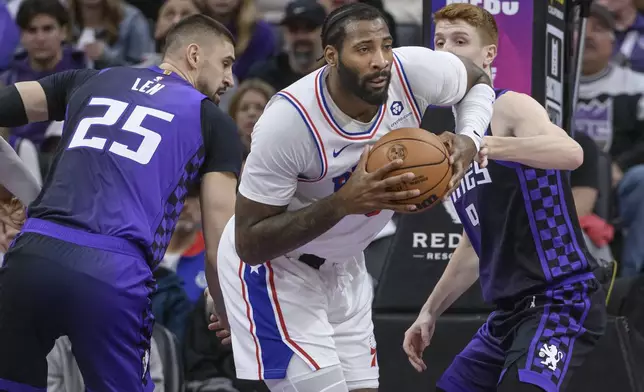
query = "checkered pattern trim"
xmin=525 ymin=281 xmax=592 ymax=388
xmin=149 ymin=146 xmax=205 ymax=269
xmin=521 ymin=168 xmax=585 ymax=280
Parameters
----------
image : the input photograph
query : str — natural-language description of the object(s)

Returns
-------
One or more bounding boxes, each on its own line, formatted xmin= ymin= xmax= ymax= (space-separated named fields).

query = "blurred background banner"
xmin=426 ymin=0 xmax=534 ymax=94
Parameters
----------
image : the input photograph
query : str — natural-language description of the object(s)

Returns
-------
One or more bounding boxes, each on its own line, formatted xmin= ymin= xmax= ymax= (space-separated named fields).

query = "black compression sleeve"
xmin=0 ymin=85 xmax=28 ymax=127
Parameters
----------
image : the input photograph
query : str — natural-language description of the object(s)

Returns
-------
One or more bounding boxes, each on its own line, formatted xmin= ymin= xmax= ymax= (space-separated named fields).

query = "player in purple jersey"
xmin=403 ymin=4 xmax=607 ymax=392
xmin=0 ymin=15 xmax=243 ymax=392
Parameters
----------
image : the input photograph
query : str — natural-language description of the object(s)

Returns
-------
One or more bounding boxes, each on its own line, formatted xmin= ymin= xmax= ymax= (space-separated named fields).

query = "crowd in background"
xmin=0 ymin=0 xmax=644 ymax=390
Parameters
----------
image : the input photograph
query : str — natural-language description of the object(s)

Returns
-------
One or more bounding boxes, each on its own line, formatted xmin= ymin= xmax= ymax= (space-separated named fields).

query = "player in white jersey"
xmin=209 ymin=3 xmax=497 ymax=391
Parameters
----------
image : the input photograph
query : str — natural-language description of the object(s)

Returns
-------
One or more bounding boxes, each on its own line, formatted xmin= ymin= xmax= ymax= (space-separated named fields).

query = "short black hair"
xmin=16 ymin=0 xmax=69 ymax=30
xmin=163 ymin=14 xmax=235 ymax=56
xmin=321 ymin=2 xmax=387 ymax=49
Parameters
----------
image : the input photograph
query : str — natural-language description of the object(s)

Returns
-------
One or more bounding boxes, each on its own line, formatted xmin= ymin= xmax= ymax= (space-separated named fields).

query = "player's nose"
xmin=370 ymin=49 xmax=389 ymax=69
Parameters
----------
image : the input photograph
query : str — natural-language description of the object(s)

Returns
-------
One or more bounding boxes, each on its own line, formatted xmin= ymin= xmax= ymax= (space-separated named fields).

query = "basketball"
xmin=366 ymin=128 xmax=452 ymax=212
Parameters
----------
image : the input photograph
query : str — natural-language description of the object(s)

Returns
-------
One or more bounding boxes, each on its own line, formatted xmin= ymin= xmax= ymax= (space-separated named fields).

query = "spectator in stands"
xmin=0 ymin=2 xmax=19 ymax=71
xmin=154 ymin=0 xmax=200 ymax=52
xmin=47 ymin=336 xmax=165 ymax=391
xmin=575 ymin=4 xmax=644 ymax=276
xmin=0 ymin=0 xmax=85 ymax=150
xmin=201 ymin=0 xmax=276 ymax=81
xmin=246 ymin=0 xmax=325 ymax=92
xmin=227 ymin=79 xmax=275 ymax=158
xmin=136 ymin=0 xmax=201 ymax=67
xmin=159 ymin=185 xmax=207 ymax=305
xmin=151 ymin=265 xmax=193 ymax=344
xmin=67 ymin=0 xmax=154 ymax=68
xmin=151 ymin=184 xmax=203 ymax=343
xmin=572 ymin=132 xmax=615 ymax=263
xmin=597 ymin=0 xmax=644 ymax=71
xmin=184 ymin=293 xmax=268 ymax=392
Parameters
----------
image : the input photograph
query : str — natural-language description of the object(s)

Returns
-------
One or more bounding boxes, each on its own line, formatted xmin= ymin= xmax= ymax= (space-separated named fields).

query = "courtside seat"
xmin=153 ymin=324 xmax=185 ymax=392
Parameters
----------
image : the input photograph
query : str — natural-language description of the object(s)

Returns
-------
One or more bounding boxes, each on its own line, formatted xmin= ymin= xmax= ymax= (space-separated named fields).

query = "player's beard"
xmin=337 ymin=56 xmax=391 ymax=106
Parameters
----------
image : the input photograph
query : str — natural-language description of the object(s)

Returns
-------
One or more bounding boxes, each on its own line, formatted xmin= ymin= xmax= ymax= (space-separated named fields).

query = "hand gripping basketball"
xmin=335 ymin=146 xmax=421 ymax=214
xmin=439 ymin=132 xmax=480 ymax=198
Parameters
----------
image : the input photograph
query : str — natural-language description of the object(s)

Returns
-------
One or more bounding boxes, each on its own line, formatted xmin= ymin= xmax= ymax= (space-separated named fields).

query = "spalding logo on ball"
xmin=367 ymin=128 xmax=452 ymax=213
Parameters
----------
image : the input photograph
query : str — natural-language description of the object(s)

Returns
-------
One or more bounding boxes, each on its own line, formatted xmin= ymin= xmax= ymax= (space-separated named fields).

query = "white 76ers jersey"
xmin=238 ymin=47 xmax=469 ymax=261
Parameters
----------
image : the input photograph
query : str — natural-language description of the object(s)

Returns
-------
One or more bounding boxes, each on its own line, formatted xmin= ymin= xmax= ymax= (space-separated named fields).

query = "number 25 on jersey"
xmin=68 ymin=97 xmax=173 ymax=165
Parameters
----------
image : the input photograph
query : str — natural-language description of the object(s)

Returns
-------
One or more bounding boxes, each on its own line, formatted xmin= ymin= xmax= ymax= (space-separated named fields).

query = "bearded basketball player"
xmin=210 ymin=3 xmax=499 ymax=391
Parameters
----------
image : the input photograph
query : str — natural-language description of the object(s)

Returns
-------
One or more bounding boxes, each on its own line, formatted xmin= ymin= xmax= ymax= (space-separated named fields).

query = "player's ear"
xmin=483 ymin=44 xmax=497 ymax=68
xmin=186 ymin=43 xmax=200 ymax=70
xmin=324 ymin=45 xmax=337 ymax=67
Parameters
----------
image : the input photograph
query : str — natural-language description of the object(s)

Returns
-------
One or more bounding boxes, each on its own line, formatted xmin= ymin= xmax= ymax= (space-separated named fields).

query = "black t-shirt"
xmin=571 ymin=132 xmax=600 ymax=190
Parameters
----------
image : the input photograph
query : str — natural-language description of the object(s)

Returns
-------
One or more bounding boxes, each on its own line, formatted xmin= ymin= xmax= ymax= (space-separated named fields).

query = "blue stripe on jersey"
xmin=276 ymin=92 xmax=327 ymax=181
xmin=393 ymin=53 xmax=422 ymax=117
xmin=244 ymin=264 xmax=294 ymax=379
xmin=515 ymin=167 xmax=589 ymax=282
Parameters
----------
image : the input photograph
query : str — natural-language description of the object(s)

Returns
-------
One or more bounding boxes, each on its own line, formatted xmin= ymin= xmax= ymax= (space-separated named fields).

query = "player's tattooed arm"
xmin=484 ymin=91 xmax=583 ymax=170
xmin=235 ymin=147 xmax=418 ymax=265
xmin=234 ymin=195 xmax=346 ymax=265
xmin=453 ymin=55 xmax=492 ymax=90
xmin=439 ymin=56 xmax=495 ymax=196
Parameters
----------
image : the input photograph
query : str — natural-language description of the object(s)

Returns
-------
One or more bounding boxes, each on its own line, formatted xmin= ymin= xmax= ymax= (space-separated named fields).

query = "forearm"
xmin=237 ymin=194 xmax=346 ymax=265
xmin=485 ymin=131 xmax=583 ymax=170
xmin=453 ymin=84 xmax=495 ymax=151
xmin=423 ymin=242 xmax=479 ymax=317
xmin=205 ymin=254 xmax=226 ymax=311
xmin=572 ymin=187 xmax=598 ymax=217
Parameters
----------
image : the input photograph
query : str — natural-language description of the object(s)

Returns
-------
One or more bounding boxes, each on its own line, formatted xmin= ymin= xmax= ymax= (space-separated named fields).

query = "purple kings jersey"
xmin=28 ymin=67 xmax=209 ymax=268
xmin=450 ymin=89 xmax=595 ymax=304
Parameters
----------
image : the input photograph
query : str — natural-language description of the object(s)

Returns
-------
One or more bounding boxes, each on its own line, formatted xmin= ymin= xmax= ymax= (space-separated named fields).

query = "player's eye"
xmin=383 ymin=44 xmax=393 ymax=50
xmin=435 ymin=41 xmax=444 ymax=47
xmin=357 ymin=47 xmax=369 ymax=54
xmin=457 ymin=39 xmax=467 ymax=45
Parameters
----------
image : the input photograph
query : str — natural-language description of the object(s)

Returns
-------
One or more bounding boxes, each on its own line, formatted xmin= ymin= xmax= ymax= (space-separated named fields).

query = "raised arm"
xmin=484 ymin=91 xmax=583 ymax=170
xmin=235 ymin=97 xmax=420 ymax=265
xmin=393 ymin=47 xmax=494 ymax=192
xmin=393 ymin=47 xmax=494 ymax=149
xmin=0 ymin=69 xmax=99 ymax=127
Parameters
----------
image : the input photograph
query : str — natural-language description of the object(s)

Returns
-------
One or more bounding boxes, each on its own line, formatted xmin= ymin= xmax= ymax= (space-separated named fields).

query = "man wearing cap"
xmin=574 ymin=3 xmax=644 ymax=276
xmin=246 ymin=0 xmax=326 ymax=91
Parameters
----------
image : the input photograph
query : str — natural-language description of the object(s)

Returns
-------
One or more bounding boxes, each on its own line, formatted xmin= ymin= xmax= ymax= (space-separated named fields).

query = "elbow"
xmin=567 ymin=142 xmax=584 ymax=171
xmin=234 ymin=235 xmax=263 ymax=266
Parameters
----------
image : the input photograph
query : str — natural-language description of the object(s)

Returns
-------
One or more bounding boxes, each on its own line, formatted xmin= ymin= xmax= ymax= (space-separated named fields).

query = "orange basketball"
xmin=366 ymin=128 xmax=452 ymax=212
